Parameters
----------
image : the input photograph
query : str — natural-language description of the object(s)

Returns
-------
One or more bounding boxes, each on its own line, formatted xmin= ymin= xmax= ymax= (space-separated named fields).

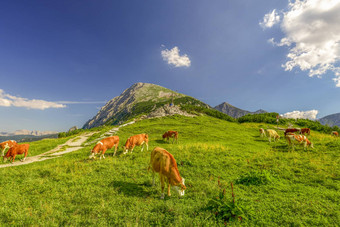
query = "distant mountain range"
xmin=83 ymin=82 xmax=340 ymax=129
xmin=214 ymin=102 xmax=267 ymax=118
xmin=318 ymin=113 xmax=340 ymax=127
xmin=0 ymin=130 xmax=58 ymax=137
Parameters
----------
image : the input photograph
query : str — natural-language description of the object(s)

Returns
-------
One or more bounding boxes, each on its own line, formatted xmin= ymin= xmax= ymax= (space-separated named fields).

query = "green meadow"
xmin=0 ymin=115 xmax=339 ymax=226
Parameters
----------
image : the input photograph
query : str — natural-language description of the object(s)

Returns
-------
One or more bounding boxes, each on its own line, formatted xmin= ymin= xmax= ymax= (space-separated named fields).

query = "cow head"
xmin=172 ymin=178 xmax=186 ymax=196
xmin=88 ymin=150 xmax=96 ymax=159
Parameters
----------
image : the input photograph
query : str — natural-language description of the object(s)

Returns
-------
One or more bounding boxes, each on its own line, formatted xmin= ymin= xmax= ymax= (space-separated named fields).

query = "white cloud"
xmin=259 ymin=9 xmax=281 ymax=29
xmin=281 ymin=110 xmax=319 ymax=120
xmin=0 ymin=89 xmax=66 ymax=110
xmin=161 ymin=46 xmax=191 ymax=68
xmin=262 ymin=0 xmax=340 ymax=86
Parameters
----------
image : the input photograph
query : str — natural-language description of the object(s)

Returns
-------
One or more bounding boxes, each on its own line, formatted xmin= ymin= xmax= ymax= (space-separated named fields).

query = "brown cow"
xmin=0 ymin=140 xmax=17 ymax=157
xmin=284 ymin=128 xmax=300 ymax=136
xmin=300 ymin=128 xmax=311 ymax=135
xmin=89 ymin=136 xmax=119 ymax=159
xmin=286 ymin=134 xmax=313 ymax=151
xmin=123 ymin=134 xmax=148 ymax=154
xmin=149 ymin=147 xmax=186 ymax=199
xmin=331 ymin=131 xmax=339 ymax=137
xmin=3 ymin=144 xmax=29 ymax=163
xmin=162 ymin=131 xmax=178 ymax=143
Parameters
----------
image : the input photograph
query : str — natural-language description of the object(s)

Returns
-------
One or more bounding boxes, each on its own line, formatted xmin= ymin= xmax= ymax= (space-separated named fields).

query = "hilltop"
xmin=83 ymin=82 xmax=210 ymax=129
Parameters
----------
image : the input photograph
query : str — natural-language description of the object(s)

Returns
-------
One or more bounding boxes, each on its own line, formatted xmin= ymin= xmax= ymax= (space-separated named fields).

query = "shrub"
xmin=206 ymin=181 xmax=248 ymax=224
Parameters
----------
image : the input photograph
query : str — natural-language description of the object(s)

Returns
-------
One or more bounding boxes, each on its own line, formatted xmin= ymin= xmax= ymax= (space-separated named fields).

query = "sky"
xmin=1 ymin=0 xmax=340 ymax=132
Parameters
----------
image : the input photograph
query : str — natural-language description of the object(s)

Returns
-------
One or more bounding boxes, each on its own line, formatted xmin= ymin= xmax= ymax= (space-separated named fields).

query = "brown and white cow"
xmin=3 ymin=144 xmax=29 ymax=163
xmin=331 ymin=131 xmax=339 ymax=137
xmin=0 ymin=140 xmax=17 ymax=157
xmin=285 ymin=134 xmax=313 ymax=151
xmin=149 ymin=147 xmax=186 ymax=199
xmin=284 ymin=128 xmax=300 ymax=136
xmin=123 ymin=134 xmax=148 ymax=154
xmin=259 ymin=128 xmax=266 ymax=138
xmin=162 ymin=131 xmax=178 ymax=143
xmin=89 ymin=136 xmax=119 ymax=159
xmin=300 ymin=128 xmax=311 ymax=135
xmin=266 ymin=129 xmax=280 ymax=142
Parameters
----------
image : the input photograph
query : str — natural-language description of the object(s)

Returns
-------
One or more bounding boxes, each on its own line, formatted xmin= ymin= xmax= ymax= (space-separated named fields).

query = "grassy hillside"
xmin=0 ymin=115 xmax=339 ymax=226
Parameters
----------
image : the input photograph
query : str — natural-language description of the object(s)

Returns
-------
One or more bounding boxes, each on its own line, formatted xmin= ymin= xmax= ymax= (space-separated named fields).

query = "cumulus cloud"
xmin=262 ymin=0 xmax=340 ymax=86
xmin=0 ymin=89 xmax=66 ymax=110
xmin=281 ymin=110 xmax=319 ymax=120
xmin=161 ymin=46 xmax=191 ymax=68
xmin=259 ymin=9 xmax=281 ymax=29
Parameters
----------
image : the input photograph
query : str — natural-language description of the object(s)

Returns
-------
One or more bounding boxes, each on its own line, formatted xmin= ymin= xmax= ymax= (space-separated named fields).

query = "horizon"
xmin=1 ymin=0 xmax=340 ymax=132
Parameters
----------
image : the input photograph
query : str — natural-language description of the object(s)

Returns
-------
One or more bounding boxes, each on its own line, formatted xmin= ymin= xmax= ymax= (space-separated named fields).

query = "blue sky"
xmin=1 ymin=0 xmax=340 ymax=132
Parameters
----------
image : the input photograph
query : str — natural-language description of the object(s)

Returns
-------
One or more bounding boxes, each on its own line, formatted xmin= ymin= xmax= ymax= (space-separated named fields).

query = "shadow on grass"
xmin=154 ymin=139 xmax=168 ymax=144
xmin=109 ymin=180 xmax=152 ymax=197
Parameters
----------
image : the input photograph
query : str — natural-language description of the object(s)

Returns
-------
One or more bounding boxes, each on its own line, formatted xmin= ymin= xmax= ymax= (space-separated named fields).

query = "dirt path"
xmin=0 ymin=132 xmax=96 ymax=168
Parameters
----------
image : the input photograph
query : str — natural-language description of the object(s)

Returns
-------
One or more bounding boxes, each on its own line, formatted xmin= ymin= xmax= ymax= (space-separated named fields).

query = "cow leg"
xmin=160 ymin=175 xmax=165 ymax=199
xmin=12 ymin=154 xmax=16 ymax=163
xmin=141 ymin=142 xmax=145 ymax=152
xmin=113 ymin=145 xmax=118 ymax=156
xmin=131 ymin=145 xmax=135 ymax=153
xmin=167 ymin=181 xmax=171 ymax=197
xmin=146 ymin=142 xmax=149 ymax=151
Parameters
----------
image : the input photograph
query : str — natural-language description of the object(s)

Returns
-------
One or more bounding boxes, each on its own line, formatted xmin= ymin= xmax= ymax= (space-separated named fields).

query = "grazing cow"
xmin=0 ymin=140 xmax=17 ymax=157
xmin=162 ymin=131 xmax=178 ymax=143
xmin=331 ymin=131 xmax=339 ymax=137
xmin=149 ymin=147 xmax=186 ymax=199
xmin=284 ymin=128 xmax=301 ymax=136
xmin=285 ymin=134 xmax=313 ymax=151
xmin=89 ymin=136 xmax=119 ymax=159
xmin=123 ymin=134 xmax=148 ymax=154
xmin=300 ymin=128 xmax=311 ymax=135
xmin=266 ymin=129 xmax=280 ymax=142
xmin=259 ymin=128 xmax=266 ymax=138
xmin=3 ymin=144 xmax=30 ymax=163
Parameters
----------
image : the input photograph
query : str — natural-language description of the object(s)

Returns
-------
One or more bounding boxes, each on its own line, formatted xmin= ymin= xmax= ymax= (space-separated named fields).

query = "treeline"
xmin=58 ymin=129 xmax=85 ymax=138
xmin=238 ymin=112 xmax=340 ymax=134
xmin=180 ymin=105 xmax=236 ymax=122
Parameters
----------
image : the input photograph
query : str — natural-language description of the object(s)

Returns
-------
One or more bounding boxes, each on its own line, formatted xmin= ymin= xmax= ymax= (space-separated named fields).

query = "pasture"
xmin=0 ymin=115 xmax=339 ymax=226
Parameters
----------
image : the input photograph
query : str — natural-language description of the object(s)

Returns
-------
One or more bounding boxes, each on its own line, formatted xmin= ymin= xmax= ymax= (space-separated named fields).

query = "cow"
xmin=149 ymin=147 xmax=186 ymax=199
xmin=300 ymin=128 xmax=311 ymax=136
xmin=259 ymin=128 xmax=266 ymax=138
xmin=0 ymin=140 xmax=17 ymax=157
xmin=266 ymin=129 xmax=280 ymax=142
xmin=123 ymin=134 xmax=148 ymax=154
xmin=284 ymin=128 xmax=301 ymax=136
xmin=89 ymin=136 xmax=119 ymax=159
xmin=285 ymin=134 xmax=313 ymax=151
xmin=162 ymin=131 xmax=178 ymax=143
xmin=331 ymin=131 xmax=339 ymax=137
xmin=3 ymin=144 xmax=30 ymax=163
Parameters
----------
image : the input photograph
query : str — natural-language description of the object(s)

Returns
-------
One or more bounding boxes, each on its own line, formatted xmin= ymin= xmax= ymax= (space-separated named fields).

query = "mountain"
xmin=319 ymin=113 xmax=340 ymax=127
xmin=214 ymin=102 xmax=267 ymax=118
xmin=0 ymin=130 xmax=58 ymax=137
xmin=83 ymin=82 xmax=210 ymax=129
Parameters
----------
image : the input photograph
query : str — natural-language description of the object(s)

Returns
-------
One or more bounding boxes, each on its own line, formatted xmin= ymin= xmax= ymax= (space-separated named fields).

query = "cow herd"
xmin=259 ymin=127 xmax=339 ymax=151
xmin=88 ymin=131 xmax=184 ymax=199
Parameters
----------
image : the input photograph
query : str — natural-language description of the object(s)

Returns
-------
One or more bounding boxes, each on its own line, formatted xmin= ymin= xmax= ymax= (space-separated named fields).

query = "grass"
xmin=0 ymin=115 xmax=339 ymax=226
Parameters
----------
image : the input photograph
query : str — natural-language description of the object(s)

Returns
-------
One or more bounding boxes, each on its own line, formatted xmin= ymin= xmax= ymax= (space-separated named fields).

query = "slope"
xmin=0 ymin=115 xmax=338 ymax=226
